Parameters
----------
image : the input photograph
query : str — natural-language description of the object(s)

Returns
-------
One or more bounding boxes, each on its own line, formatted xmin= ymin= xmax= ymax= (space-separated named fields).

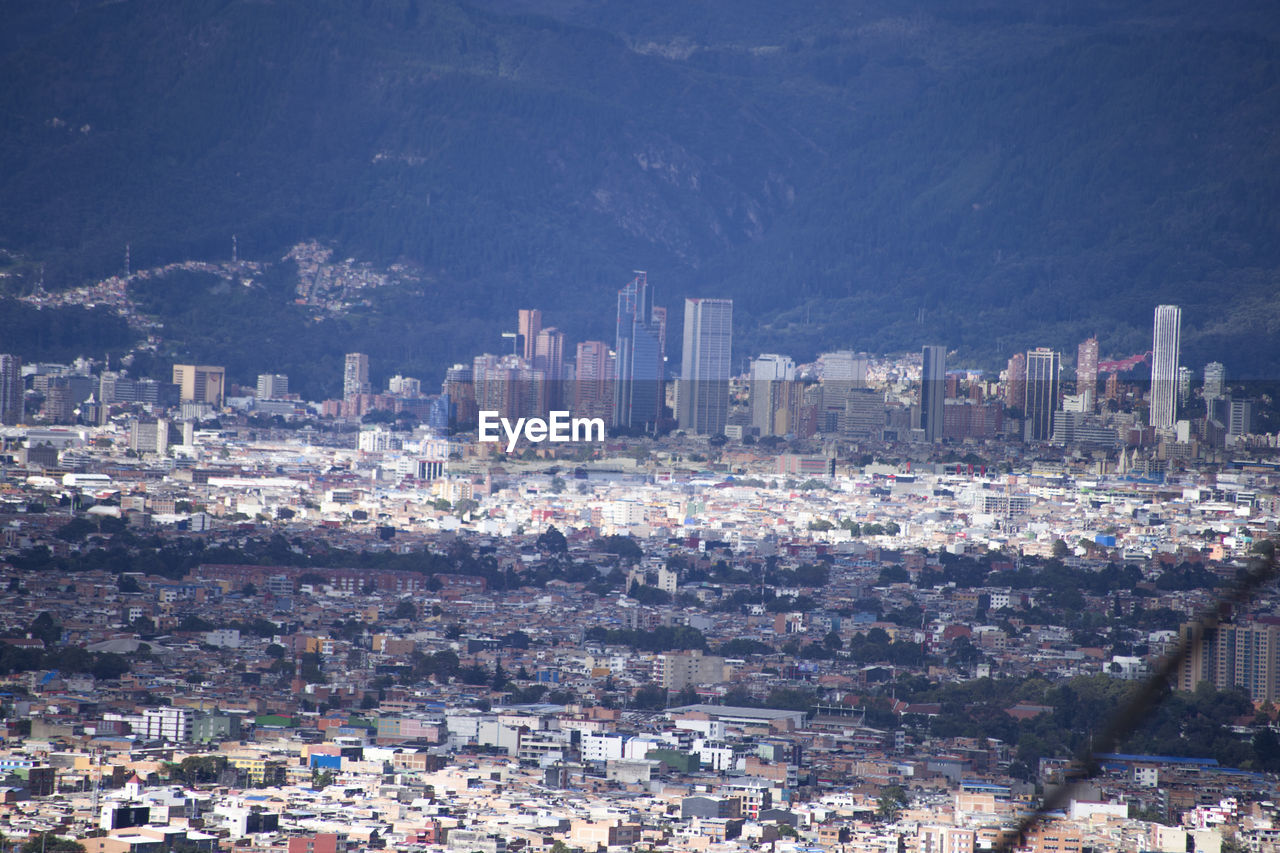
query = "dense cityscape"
xmin=0 ymin=268 xmax=1279 ymax=853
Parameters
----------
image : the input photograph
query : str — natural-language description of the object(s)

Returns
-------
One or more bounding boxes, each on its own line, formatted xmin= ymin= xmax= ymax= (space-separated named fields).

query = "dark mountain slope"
xmin=1 ymin=0 xmax=1278 ymax=386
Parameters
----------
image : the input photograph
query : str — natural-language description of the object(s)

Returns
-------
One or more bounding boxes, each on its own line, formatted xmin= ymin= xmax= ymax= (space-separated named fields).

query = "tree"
xmin=29 ymin=612 xmax=60 ymax=647
xmin=632 ymin=683 xmax=668 ymax=710
xmin=1052 ymin=539 xmax=1069 ymax=558
xmin=537 ymin=525 xmax=568 ymax=553
xmin=391 ymin=599 xmax=417 ymax=620
xmin=877 ymin=784 xmax=909 ymax=821
xmin=549 ymin=476 xmax=566 ymax=494
xmin=22 ymin=836 xmax=84 ymax=853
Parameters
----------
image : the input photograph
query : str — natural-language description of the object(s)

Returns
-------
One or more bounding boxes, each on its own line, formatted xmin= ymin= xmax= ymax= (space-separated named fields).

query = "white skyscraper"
xmin=1149 ymin=305 xmax=1181 ymax=429
xmin=678 ymin=298 xmax=733 ymax=435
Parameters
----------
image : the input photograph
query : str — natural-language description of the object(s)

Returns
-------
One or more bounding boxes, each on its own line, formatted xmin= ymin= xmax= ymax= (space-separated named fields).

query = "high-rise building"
xmin=1178 ymin=621 xmax=1280 ymax=703
xmin=818 ymin=351 xmax=868 ymax=387
xmin=0 ymin=354 xmax=23 ymax=425
xmin=1076 ymin=337 xmax=1098 ymax=407
xmin=443 ymin=363 xmax=477 ymax=428
xmin=257 ymin=374 xmax=289 ymax=400
xmin=518 ymin=309 xmax=542 ymax=362
xmin=473 ymin=354 xmax=546 ymax=424
xmin=750 ymin=354 xmax=796 ymax=437
xmin=920 ymin=345 xmax=946 ymax=443
xmin=1004 ymin=353 xmax=1026 ymax=412
xmin=613 ymin=272 xmax=665 ymax=431
xmin=343 ymin=353 xmax=371 ymax=399
xmin=172 ymin=365 xmax=226 ymax=407
xmin=678 ymin=298 xmax=733 ymax=435
xmin=1177 ymin=366 xmax=1194 ymax=407
xmin=573 ymin=341 xmax=614 ymax=425
xmin=129 ymin=418 xmax=170 ymax=456
xmin=534 ymin=327 xmax=565 ymax=409
xmin=1203 ymin=361 xmax=1225 ymax=401
xmin=1023 ymin=348 xmax=1060 ymax=441
xmin=1149 ymin=304 xmax=1181 ymax=429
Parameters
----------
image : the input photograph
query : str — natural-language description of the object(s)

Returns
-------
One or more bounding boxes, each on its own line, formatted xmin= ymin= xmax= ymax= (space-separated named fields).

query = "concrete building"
xmin=1149 ymin=304 xmax=1181 ymax=429
xmin=172 ymin=365 xmax=226 ymax=407
xmin=678 ymin=297 xmax=733 ymax=435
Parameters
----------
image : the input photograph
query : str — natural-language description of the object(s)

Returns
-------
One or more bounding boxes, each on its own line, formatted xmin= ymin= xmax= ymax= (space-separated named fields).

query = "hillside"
xmin=1 ymin=0 xmax=1278 ymax=390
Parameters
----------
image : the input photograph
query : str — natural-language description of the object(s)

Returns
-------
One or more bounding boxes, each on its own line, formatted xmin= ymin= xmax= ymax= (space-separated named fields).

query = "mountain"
xmin=1 ymin=0 xmax=1278 ymax=393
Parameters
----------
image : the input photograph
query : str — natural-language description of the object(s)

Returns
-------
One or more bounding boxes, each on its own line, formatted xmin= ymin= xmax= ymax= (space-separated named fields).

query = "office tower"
xmin=257 ymin=374 xmax=289 ymax=400
xmin=920 ymin=345 xmax=945 ymax=443
xmin=1023 ymin=348 xmax=1060 ymax=441
xmin=172 ymin=365 xmax=226 ymax=407
xmin=1004 ymin=353 xmax=1026 ymax=411
xmin=1227 ymin=399 xmax=1254 ymax=437
xmin=841 ymin=388 xmax=887 ymax=440
xmin=818 ymin=351 xmax=868 ymax=387
xmin=343 ymin=353 xmax=371 ymax=399
xmin=42 ymin=379 xmax=76 ymax=423
xmin=678 ymin=298 xmax=733 ymax=435
xmin=613 ymin=272 xmax=665 ymax=431
xmin=1203 ymin=362 xmax=1225 ymax=401
xmin=0 ymin=355 xmax=22 ymax=425
xmin=573 ymin=340 xmax=614 ymax=424
xmin=129 ymin=418 xmax=170 ymax=456
xmin=518 ymin=309 xmax=542 ymax=361
xmin=750 ymin=354 xmax=796 ymax=437
xmin=534 ymin=327 xmax=565 ymax=409
xmin=1076 ymin=337 xmax=1098 ymax=407
xmin=1149 ymin=304 xmax=1181 ymax=429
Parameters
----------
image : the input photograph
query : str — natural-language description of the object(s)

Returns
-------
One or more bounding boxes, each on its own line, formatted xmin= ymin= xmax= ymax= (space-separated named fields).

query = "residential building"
xmin=343 ymin=352 xmax=370 ymax=399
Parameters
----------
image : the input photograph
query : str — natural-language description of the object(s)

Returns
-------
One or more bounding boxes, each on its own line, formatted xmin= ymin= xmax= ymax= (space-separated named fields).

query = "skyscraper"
xmin=574 ymin=340 xmax=615 ymax=424
xmin=1024 ymin=348 xmax=1060 ymax=441
xmin=920 ymin=345 xmax=946 ymax=443
xmin=1203 ymin=361 xmax=1225 ymax=401
xmin=518 ymin=309 xmax=542 ymax=361
xmin=0 ymin=354 xmax=22 ymax=425
xmin=343 ymin=353 xmax=371 ymax=399
xmin=678 ymin=298 xmax=733 ymax=435
xmin=1149 ymin=304 xmax=1181 ymax=429
xmin=1004 ymin=353 xmax=1026 ymax=412
xmin=613 ymin=272 xmax=665 ymax=432
xmin=1076 ymin=337 xmax=1098 ymax=407
xmin=750 ymin=354 xmax=796 ymax=437
xmin=534 ymin=327 xmax=565 ymax=409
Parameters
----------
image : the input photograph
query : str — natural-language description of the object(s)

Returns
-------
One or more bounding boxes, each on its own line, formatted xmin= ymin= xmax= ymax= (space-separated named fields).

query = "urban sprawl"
xmin=0 ymin=276 xmax=1279 ymax=853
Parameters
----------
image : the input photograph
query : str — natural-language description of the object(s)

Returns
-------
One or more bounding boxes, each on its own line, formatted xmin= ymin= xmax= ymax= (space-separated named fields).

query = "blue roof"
xmin=1094 ymin=753 xmax=1218 ymax=766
